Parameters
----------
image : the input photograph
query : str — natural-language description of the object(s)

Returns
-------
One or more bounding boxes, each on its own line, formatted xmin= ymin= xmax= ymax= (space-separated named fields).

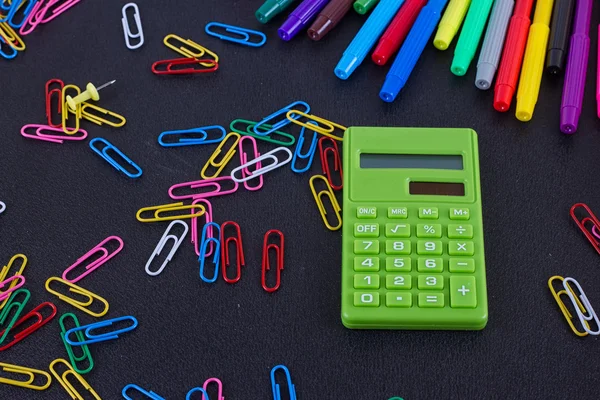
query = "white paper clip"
xmin=122 ymin=3 xmax=144 ymax=50
xmin=563 ymin=277 xmax=600 ymax=336
xmin=0 ymin=201 xmax=5 ymax=214
xmin=231 ymin=147 xmax=293 ymax=183
xmin=145 ymin=220 xmax=188 ymax=276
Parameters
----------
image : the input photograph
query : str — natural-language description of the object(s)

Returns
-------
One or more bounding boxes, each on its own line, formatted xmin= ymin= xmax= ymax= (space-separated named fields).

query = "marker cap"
xmin=380 ymin=75 xmax=405 ymax=102
xmin=493 ymin=84 xmax=514 ymax=112
xmin=560 ymin=106 xmax=578 ymax=134
xmin=335 ymin=54 xmax=360 ymax=80
xmin=256 ymin=1 xmax=281 ymax=23
xmin=279 ymin=15 xmax=303 ymax=41
xmin=451 ymin=53 xmax=470 ymax=76
xmin=308 ymin=16 xmax=333 ymax=40
xmin=433 ymin=24 xmax=454 ymax=50
xmin=546 ymin=48 xmax=565 ymax=74
xmin=475 ymin=63 xmax=495 ymax=90
xmin=372 ymin=38 xmax=395 ymax=65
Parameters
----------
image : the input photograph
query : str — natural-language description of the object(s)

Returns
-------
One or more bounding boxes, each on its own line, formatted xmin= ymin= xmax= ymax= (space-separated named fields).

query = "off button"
xmin=354 ymin=223 xmax=380 ymax=237
xmin=357 ymin=207 xmax=377 ymax=219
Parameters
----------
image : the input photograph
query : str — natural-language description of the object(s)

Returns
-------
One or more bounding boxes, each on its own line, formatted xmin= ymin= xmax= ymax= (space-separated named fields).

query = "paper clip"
xmin=89 ymin=137 xmax=142 ymax=178
xmin=21 ymin=124 xmax=87 ymax=144
xmin=0 ymin=289 xmax=30 ymax=345
xmin=18 ymin=0 xmax=46 ymax=35
xmin=0 ymin=21 xmax=25 ymax=51
xmin=159 ymin=125 xmax=227 ymax=147
xmin=152 ymin=57 xmax=219 ymax=75
xmin=45 ymin=78 xmax=64 ymax=128
xmin=59 ymin=313 xmax=94 ymax=374
xmin=286 ymin=110 xmax=346 ymax=141
xmin=199 ymin=222 xmax=221 ymax=283
xmin=203 ymin=377 xmax=225 ymax=400
xmin=221 ymin=221 xmax=245 ymax=284
xmin=253 ymin=101 xmax=310 ymax=136
xmin=61 ymin=84 xmax=81 ymax=135
xmin=34 ymin=0 xmax=80 ymax=24
xmin=123 ymin=384 xmax=165 ymax=400
xmin=80 ymin=103 xmax=126 ymax=127
xmin=0 ymin=301 xmax=57 ymax=351
xmin=62 ymin=236 xmax=124 ymax=283
xmin=237 ymin=135 xmax=264 ymax=191
xmin=549 ymin=276 xmax=598 ymax=336
xmin=310 ymin=175 xmax=342 ymax=231
xmin=291 ymin=124 xmax=318 ymax=174
xmin=0 ymin=33 xmax=17 ymax=59
xmin=318 ymin=137 xmax=343 ymax=190
xmin=186 ymin=387 xmax=210 ymax=400
xmin=570 ymin=203 xmax=600 ymax=255
xmin=169 ymin=176 xmax=239 ymax=200
xmin=230 ymin=119 xmax=295 ymax=147
xmin=205 ymin=22 xmax=266 ymax=47
xmin=201 ymin=132 xmax=241 ymax=179
xmin=0 ymin=201 xmax=5 ymax=215
xmin=163 ymin=33 xmax=218 ymax=67
xmin=121 ymin=3 xmax=143 ymax=50
xmin=45 ymin=277 xmax=109 ymax=318
xmin=262 ymin=230 xmax=285 ymax=293
xmin=271 ymin=365 xmax=296 ymax=400
xmin=0 ymin=362 xmax=52 ymax=390
xmin=0 ymin=254 xmax=27 ymax=311
xmin=0 ymin=275 xmax=26 ymax=302
xmin=146 ymin=220 xmax=188 ymax=276
xmin=136 ymin=202 xmax=206 ymax=223
xmin=49 ymin=358 xmax=101 ymax=400
xmin=65 ymin=316 xmax=138 ymax=346
xmin=3 ymin=0 xmax=37 ymax=28
xmin=231 ymin=147 xmax=293 ymax=183
xmin=191 ymin=199 xmax=213 ymax=256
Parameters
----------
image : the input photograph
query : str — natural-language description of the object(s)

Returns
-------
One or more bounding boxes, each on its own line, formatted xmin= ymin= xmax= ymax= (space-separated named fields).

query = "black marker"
xmin=546 ymin=0 xmax=576 ymax=74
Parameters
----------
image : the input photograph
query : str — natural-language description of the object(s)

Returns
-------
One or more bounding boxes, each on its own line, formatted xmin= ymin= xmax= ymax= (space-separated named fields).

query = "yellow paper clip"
xmin=163 ymin=33 xmax=218 ymax=67
xmin=285 ymin=110 xmax=346 ymax=141
xmin=309 ymin=175 xmax=342 ymax=231
xmin=45 ymin=277 xmax=109 ymax=318
xmin=80 ymin=102 xmax=126 ymax=128
xmin=61 ymin=85 xmax=81 ymax=135
xmin=548 ymin=276 xmax=596 ymax=337
xmin=200 ymin=132 xmax=240 ymax=179
xmin=136 ymin=202 xmax=205 ymax=223
xmin=0 ymin=22 xmax=25 ymax=51
xmin=0 ymin=362 xmax=52 ymax=391
xmin=0 ymin=254 xmax=27 ymax=311
xmin=49 ymin=359 xmax=101 ymax=400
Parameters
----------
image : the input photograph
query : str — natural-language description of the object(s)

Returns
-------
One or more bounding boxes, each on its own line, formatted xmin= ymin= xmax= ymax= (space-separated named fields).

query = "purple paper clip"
xmin=238 ymin=136 xmax=264 ymax=191
xmin=168 ymin=177 xmax=239 ymax=200
xmin=0 ymin=275 xmax=26 ymax=301
xmin=62 ymin=236 xmax=124 ymax=283
xmin=191 ymin=198 xmax=214 ymax=256
xmin=21 ymin=124 xmax=87 ymax=144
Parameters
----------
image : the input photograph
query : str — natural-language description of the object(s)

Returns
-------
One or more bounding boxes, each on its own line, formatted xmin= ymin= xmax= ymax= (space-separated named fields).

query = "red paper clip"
xmin=221 ymin=221 xmax=245 ymax=284
xmin=318 ymin=137 xmax=343 ymax=191
xmin=0 ymin=302 xmax=57 ymax=351
xmin=45 ymin=78 xmax=64 ymax=128
xmin=151 ymin=58 xmax=219 ymax=75
xmin=570 ymin=203 xmax=600 ymax=255
xmin=261 ymin=230 xmax=285 ymax=293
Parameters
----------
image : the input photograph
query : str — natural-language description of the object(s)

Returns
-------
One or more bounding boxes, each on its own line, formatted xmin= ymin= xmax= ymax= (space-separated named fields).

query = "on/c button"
xmin=357 ymin=207 xmax=377 ymax=219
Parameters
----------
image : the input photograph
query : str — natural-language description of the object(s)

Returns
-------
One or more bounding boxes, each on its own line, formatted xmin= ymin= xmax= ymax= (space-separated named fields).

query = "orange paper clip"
xmin=570 ymin=203 xmax=600 ymax=255
xmin=318 ymin=136 xmax=343 ymax=191
xmin=151 ymin=58 xmax=218 ymax=75
xmin=262 ymin=230 xmax=285 ymax=293
xmin=0 ymin=302 xmax=57 ymax=352
xmin=221 ymin=221 xmax=245 ymax=284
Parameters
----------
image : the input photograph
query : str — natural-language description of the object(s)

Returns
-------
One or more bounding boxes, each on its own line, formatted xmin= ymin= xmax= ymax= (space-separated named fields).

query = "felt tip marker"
xmin=433 ymin=0 xmax=471 ymax=50
xmin=354 ymin=0 xmax=380 ymax=14
xmin=308 ymin=0 xmax=355 ymax=40
xmin=279 ymin=0 xmax=330 ymax=41
xmin=546 ymin=0 xmax=576 ymax=74
xmin=256 ymin=0 xmax=298 ymax=24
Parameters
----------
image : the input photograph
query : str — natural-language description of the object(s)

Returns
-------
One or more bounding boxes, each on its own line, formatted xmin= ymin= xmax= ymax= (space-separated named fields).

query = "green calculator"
xmin=341 ymin=127 xmax=488 ymax=330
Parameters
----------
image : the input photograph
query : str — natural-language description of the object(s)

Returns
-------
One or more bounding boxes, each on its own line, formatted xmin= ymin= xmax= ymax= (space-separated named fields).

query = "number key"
xmin=386 ymin=275 xmax=412 ymax=290
xmin=418 ymin=275 xmax=444 ymax=290
xmin=354 ymin=257 xmax=380 ymax=272
xmin=354 ymin=274 xmax=380 ymax=289
xmin=386 ymin=240 xmax=411 ymax=255
xmin=417 ymin=258 xmax=443 ymax=272
xmin=386 ymin=257 xmax=411 ymax=272
xmin=354 ymin=240 xmax=379 ymax=255
xmin=417 ymin=240 xmax=442 ymax=255
xmin=385 ymin=223 xmax=410 ymax=237
xmin=354 ymin=292 xmax=380 ymax=307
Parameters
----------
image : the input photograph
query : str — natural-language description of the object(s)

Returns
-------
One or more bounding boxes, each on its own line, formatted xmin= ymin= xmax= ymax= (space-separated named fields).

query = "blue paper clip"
xmin=271 ymin=365 xmax=296 ymax=400
xmin=4 ymin=0 xmax=37 ymax=28
xmin=158 ymin=126 xmax=227 ymax=147
xmin=253 ymin=101 xmax=310 ymax=136
xmin=0 ymin=0 xmax=11 ymax=11
xmin=122 ymin=384 xmax=166 ymax=400
xmin=0 ymin=289 xmax=31 ymax=345
xmin=0 ymin=35 xmax=17 ymax=60
xmin=186 ymin=387 xmax=210 ymax=400
xmin=199 ymin=222 xmax=221 ymax=283
xmin=89 ymin=138 xmax=143 ymax=178
xmin=205 ymin=22 xmax=266 ymax=47
xmin=64 ymin=316 xmax=138 ymax=346
xmin=291 ymin=124 xmax=318 ymax=174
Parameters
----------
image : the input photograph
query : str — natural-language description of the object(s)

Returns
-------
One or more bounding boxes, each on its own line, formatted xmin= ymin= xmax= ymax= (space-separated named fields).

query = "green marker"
xmin=353 ymin=0 xmax=380 ymax=14
xmin=256 ymin=0 xmax=297 ymax=23
xmin=450 ymin=0 xmax=495 ymax=76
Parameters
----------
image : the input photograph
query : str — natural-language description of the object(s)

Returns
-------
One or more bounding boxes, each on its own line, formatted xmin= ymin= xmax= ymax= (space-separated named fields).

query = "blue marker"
xmin=334 ymin=0 xmax=405 ymax=80
xmin=379 ymin=0 xmax=449 ymax=102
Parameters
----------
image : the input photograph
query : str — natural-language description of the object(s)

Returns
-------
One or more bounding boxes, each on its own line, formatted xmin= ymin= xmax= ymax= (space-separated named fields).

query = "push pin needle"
xmin=66 ymin=80 xmax=116 ymax=111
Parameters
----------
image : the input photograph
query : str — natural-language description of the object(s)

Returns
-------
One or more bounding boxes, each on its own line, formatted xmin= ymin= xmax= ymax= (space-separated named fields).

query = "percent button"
xmin=417 ymin=224 xmax=442 ymax=238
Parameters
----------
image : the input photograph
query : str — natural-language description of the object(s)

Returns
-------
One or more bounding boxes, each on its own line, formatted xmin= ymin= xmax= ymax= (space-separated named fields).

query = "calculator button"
xmin=356 ymin=207 xmax=377 ymax=219
xmin=386 ymin=240 xmax=411 ymax=255
xmin=418 ymin=207 xmax=439 ymax=219
xmin=449 ymin=258 xmax=475 ymax=273
xmin=354 ymin=257 xmax=380 ymax=272
xmin=450 ymin=277 xmax=477 ymax=308
xmin=385 ymin=257 xmax=411 ymax=272
xmin=417 ymin=258 xmax=443 ymax=272
xmin=354 ymin=292 xmax=380 ymax=307
xmin=449 ymin=208 xmax=470 ymax=220
xmin=354 ymin=274 xmax=380 ymax=289
xmin=386 ymin=293 xmax=412 ymax=307
xmin=447 ymin=224 xmax=473 ymax=239
xmin=385 ymin=223 xmax=410 ymax=238
xmin=417 ymin=240 xmax=442 ymax=255
xmin=448 ymin=241 xmax=474 ymax=256
xmin=354 ymin=223 xmax=380 ymax=238
xmin=416 ymin=224 xmax=442 ymax=238
xmin=418 ymin=293 xmax=444 ymax=308
xmin=354 ymin=240 xmax=379 ymax=255
xmin=418 ymin=275 xmax=444 ymax=290
xmin=386 ymin=275 xmax=412 ymax=290
xmin=388 ymin=207 xmax=408 ymax=219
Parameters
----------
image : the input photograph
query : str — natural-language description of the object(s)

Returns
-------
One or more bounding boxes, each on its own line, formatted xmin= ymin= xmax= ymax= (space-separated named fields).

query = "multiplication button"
xmin=448 ymin=241 xmax=474 ymax=256
xmin=386 ymin=293 xmax=412 ymax=307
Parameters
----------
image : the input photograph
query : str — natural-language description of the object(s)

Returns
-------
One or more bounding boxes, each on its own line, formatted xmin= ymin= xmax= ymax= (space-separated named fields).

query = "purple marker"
xmin=278 ymin=0 xmax=330 ymax=41
xmin=560 ymin=0 xmax=592 ymax=134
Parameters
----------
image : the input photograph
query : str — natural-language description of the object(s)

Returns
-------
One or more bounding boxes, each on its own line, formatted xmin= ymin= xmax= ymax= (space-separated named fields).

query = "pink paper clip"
xmin=0 ymin=275 xmax=26 ymax=302
xmin=19 ymin=0 xmax=45 ymax=35
xmin=570 ymin=203 xmax=600 ymax=255
xmin=21 ymin=124 xmax=87 ymax=144
xmin=203 ymin=377 xmax=224 ymax=400
xmin=238 ymin=136 xmax=264 ymax=191
xmin=168 ymin=177 xmax=239 ymax=200
xmin=62 ymin=236 xmax=124 ymax=283
xmin=191 ymin=198 xmax=213 ymax=256
xmin=35 ymin=0 xmax=80 ymax=24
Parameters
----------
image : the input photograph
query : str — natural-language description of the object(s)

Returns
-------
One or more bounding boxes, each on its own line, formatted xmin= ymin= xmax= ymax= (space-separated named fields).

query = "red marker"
xmin=493 ymin=0 xmax=535 ymax=112
xmin=371 ymin=0 xmax=428 ymax=66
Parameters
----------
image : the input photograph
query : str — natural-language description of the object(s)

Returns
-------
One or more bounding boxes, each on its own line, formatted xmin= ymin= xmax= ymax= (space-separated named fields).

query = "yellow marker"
xmin=81 ymin=102 xmax=127 ymax=127
xmin=45 ymin=277 xmax=109 ymax=318
xmin=66 ymin=80 xmax=116 ymax=111
xmin=0 ymin=362 xmax=52 ymax=390
xmin=310 ymin=175 xmax=342 ymax=231
xmin=515 ymin=0 xmax=554 ymax=122
xmin=285 ymin=110 xmax=346 ymax=141
xmin=0 ymin=254 xmax=27 ymax=311
xmin=136 ymin=202 xmax=205 ymax=222
xmin=49 ymin=359 xmax=101 ymax=400
xmin=200 ymin=132 xmax=240 ymax=179
xmin=433 ymin=0 xmax=471 ymax=50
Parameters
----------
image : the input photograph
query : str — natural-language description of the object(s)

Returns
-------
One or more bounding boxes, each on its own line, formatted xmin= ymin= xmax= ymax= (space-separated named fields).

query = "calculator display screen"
xmin=360 ymin=154 xmax=463 ymax=170
xmin=409 ymin=182 xmax=465 ymax=196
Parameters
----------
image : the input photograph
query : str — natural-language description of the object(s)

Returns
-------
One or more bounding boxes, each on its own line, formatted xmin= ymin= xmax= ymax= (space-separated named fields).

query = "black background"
xmin=1 ymin=1 xmax=600 ymax=399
